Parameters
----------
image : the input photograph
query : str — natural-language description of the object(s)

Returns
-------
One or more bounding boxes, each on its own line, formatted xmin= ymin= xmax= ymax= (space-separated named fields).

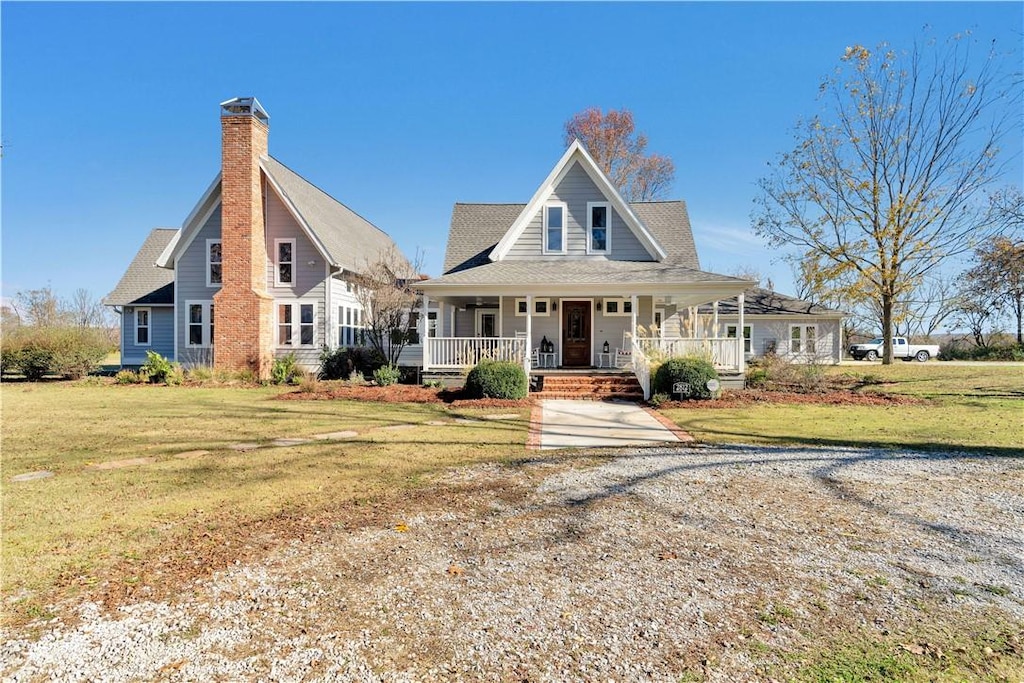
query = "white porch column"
xmin=737 ymin=292 xmax=745 ymax=374
xmin=630 ymin=294 xmax=638 ymax=346
xmin=712 ymin=301 xmax=719 ymax=337
xmin=497 ymin=296 xmax=504 ymax=338
xmin=421 ymin=293 xmax=431 ymax=371
xmin=448 ymin=302 xmax=455 ymax=338
xmin=525 ymin=295 xmax=533 ymax=375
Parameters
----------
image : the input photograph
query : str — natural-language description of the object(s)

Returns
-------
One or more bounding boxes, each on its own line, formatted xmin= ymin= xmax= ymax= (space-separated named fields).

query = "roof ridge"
xmin=266 ymin=155 xmax=388 ymax=237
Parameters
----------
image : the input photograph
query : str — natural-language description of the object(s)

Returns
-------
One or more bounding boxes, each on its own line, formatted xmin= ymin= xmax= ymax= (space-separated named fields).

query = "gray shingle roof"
xmin=262 ymin=156 xmax=402 ymax=273
xmin=104 ymin=229 xmax=177 ymax=306
xmin=442 ymin=201 xmax=700 ymax=275
xmin=422 ymin=259 xmax=747 ymax=288
xmin=698 ymin=288 xmax=845 ymax=317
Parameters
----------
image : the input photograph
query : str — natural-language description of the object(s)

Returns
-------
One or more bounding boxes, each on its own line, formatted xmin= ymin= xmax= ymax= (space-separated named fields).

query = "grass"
xmin=663 ymin=364 xmax=1024 ymax=454
xmin=1 ymin=381 xmax=530 ymax=625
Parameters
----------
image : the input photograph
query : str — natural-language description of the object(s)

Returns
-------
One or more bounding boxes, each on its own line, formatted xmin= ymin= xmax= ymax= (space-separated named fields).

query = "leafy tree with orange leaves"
xmin=563 ymin=107 xmax=674 ymax=201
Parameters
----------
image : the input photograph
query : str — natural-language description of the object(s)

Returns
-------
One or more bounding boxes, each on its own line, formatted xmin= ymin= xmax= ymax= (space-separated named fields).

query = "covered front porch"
xmin=417 ymin=289 xmax=749 ymax=399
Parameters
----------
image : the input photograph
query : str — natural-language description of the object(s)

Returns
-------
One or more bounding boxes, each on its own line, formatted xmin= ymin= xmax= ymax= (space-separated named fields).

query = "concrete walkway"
xmin=538 ymin=399 xmax=685 ymax=450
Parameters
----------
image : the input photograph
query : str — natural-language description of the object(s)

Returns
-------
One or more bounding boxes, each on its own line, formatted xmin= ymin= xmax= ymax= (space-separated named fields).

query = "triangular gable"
xmin=155 ymin=173 xmax=221 ymax=269
xmin=259 ymin=159 xmax=334 ymax=264
xmin=489 ymin=139 xmax=668 ymax=262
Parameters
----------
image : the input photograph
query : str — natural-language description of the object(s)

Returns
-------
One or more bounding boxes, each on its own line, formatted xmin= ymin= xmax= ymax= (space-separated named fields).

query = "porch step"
xmin=532 ymin=373 xmax=644 ymax=401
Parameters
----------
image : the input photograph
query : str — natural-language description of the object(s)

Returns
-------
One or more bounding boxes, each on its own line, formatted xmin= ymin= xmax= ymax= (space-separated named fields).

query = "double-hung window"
xmin=727 ymin=325 xmax=752 ymax=354
xmin=207 ymin=240 xmax=222 ymax=287
xmin=278 ymin=302 xmax=315 ymax=347
xmin=338 ymin=305 xmax=364 ymax=347
xmin=186 ymin=301 xmax=214 ymax=347
xmin=588 ymin=202 xmax=610 ymax=254
xmin=275 ymin=239 xmax=295 ymax=286
xmin=790 ymin=324 xmax=816 ymax=354
xmin=135 ymin=308 xmax=150 ymax=346
xmin=543 ymin=202 xmax=567 ymax=254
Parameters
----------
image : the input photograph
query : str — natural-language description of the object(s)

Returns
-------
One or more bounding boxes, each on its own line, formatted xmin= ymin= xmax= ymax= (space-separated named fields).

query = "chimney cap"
xmin=219 ymin=97 xmax=269 ymax=124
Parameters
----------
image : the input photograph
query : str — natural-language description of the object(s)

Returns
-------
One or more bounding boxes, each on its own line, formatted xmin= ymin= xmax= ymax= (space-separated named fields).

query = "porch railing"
xmin=631 ymin=338 xmax=651 ymax=400
xmin=637 ymin=337 xmax=741 ymax=371
xmin=425 ymin=337 xmax=526 ymax=370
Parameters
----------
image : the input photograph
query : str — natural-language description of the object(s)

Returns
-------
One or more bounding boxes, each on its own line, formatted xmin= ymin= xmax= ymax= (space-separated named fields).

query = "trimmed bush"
xmin=464 ymin=359 xmax=527 ymax=400
xmin=372 ymin=364 xmax=401 ymax=387
xmin=653 ymin=356 xmax=719 ymax=400
xmin=319 ymin=346 xmax=385 ymax=380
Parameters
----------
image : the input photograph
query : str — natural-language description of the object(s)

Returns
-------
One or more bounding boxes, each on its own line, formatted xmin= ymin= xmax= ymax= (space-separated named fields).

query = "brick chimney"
xmin=213 ymin=97 xmax=273 ymax=378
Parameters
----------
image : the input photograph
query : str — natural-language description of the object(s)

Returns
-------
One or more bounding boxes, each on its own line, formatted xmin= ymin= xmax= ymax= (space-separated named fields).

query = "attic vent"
xmin=219 ymin=97 xmax=269 ymax=124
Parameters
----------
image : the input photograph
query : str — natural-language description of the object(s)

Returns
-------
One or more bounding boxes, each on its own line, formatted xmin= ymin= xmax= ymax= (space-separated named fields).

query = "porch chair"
xmin=615 ymin=331 xmax=633 ymax=368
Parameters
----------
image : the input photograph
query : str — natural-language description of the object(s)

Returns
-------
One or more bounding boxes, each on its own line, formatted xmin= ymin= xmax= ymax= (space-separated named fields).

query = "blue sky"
xmin=3 ymin=2 xmax=1022 ymax=305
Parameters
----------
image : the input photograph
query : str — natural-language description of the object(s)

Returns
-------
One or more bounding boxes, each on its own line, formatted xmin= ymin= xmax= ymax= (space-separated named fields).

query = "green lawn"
xmin=1 ymin=381 xmax=530 ymax=624
xmin=661 ymin=363 xmax=1024 ymax=454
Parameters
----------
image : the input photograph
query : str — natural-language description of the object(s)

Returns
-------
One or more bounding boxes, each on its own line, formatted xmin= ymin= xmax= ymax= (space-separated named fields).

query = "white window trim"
xmin=790 ymin=324 xmax=817 ymax=354
xmin=587 ymin=201 xmax=611 ymax=255
xmin=277 ymin=301 xmax=317 ymax=348
xmin=602 ymin=297 xmax=633 ymax=317
xmin=542 ymin=202 xmax=568 ymax=255
xmin=514 ymin=297 xmax=551 ymax=317
xmin=185 ymin=300 xmax=214 ymax=347
xmin=134 ymin=307 xmax=151 ymax=347
xmin=337 ymin=304 xmax=365 ymax=348
xmin=727 ymin=324 xmax=752 ymax=354
xmin=274 ymin=238 xmax=296 ymax=287
xmin=206 ymin=239 xmax=222 ymax=288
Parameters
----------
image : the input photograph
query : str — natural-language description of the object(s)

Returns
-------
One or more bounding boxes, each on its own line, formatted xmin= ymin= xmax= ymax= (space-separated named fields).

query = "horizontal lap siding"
xmin=723 ymin=317 xmax=841 ymax=363
xmin=506 ymin=162 xmax=651 ymax=261
xmin=176 ymin=207 xmax=222 ymax=356
xmin=121 ymin=306 xmax=174 ymax=365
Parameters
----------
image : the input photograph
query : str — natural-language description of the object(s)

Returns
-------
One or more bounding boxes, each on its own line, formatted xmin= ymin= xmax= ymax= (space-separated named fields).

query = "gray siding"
xmin=719 ymin=316 xmax=842 ymax=363
xmin=175 ymin=205 xmax=222 ymax=356
xmin=121 ymin=306 xmax=174 ymax=365
xmin=506 ymin=162 xmax=652 ymax=261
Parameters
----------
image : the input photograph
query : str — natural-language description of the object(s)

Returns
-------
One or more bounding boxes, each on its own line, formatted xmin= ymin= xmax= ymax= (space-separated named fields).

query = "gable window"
xmin=543 ymin=202 xmax=567 ymax=254
xmin=278 ymin=302 xmax=315 ymax=347
xmin=207 ymin=240 xmax=222 ymax=287
xmin=514 ymin=297 xmax=551 ymax=317
xmin=186 ymin=301 xmax=214 ymax=347
xmin=602 ymin=297 xmax=633 ymax=317
xmin=588 ymin=202 xmax=610 ymax=254
xmin=727 ymin=325 xmax=752 ymax=354
xmin=275 ymin=239 xmax=295 ymax=286
xmin=790 ymin=324 xmax=816 ymax=354
xmin=135 ymin=308 xmax=150 ymax=346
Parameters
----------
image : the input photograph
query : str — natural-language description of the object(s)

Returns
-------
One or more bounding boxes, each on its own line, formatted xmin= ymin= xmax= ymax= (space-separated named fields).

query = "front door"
xmin=562 ymin=301 xmax=591 ymax=367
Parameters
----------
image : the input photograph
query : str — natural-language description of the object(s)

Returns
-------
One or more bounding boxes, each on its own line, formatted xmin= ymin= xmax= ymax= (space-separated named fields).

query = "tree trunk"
xmin=881 ymin=294 xmax=894 ymax=365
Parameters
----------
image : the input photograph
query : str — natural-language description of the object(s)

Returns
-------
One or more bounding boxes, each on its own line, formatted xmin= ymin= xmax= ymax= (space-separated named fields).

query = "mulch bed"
xmin=658 ymin=389 xmax=926 ymax=409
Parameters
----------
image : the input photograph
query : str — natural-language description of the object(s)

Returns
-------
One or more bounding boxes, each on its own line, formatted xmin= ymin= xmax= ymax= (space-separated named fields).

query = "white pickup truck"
xmin=848 ymin=337 xmax=939 ymax=362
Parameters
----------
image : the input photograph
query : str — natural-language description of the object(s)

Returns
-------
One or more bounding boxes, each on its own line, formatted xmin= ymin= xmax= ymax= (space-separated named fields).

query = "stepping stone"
xmin=425 ymin=420 xmax=452 ymax=426
xmin=88 ymin=457 xmax=155 ymax=470
xmin=379 ymin=424 xmax=416 ymax=431
xmin=174 ymin=450 xmax=210 ymax=459
xmin=11 ymin=470 xmax=54 ymax=483
xmin=271 ymin=438 xmax=313 ymax=447
xmin=454 ymin=418 xmax=483 ymax=425
xmin=313 ymin=431 xmax=359 ymax=440
xmin=228 ymin=443 xmax=262 ymax=452
xmin=483 ymin=414 xmax=520 ymax=420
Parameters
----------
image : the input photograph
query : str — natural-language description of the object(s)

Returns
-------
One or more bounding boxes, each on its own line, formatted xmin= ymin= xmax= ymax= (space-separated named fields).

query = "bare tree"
xmin=900 ymin=275 xmax=960 ymax=339
xmin=727 ymin=265 xmax=764 ymax=287
xmin=65 ymin=288 xmax=110 ymax=328
xmin=563 ymin=107 xmax=675 ymax=201
xmin=754 ymin=34 xmax=1019 ymax=363
xmin=961 ymin=234 xmax=1024 ymax=343
xmin=353 ymin=246 xmax=424 ymax=368
xmin=14 ymin=287 xmax=65 ymax=327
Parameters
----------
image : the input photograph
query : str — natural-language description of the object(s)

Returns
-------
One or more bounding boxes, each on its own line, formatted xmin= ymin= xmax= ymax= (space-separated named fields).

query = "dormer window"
xmin=543 ymin=202 xmax=567 ymax=254
xmin=588 ymin=202 xmax=610 ymax=254
xmin=275 ymin=239 xmax=295 ymax=286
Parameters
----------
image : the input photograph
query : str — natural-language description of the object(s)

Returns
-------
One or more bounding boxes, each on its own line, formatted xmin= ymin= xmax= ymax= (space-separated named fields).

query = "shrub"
xmin=115 ymin=369 xmax=145 ymax=385
xmin=271 ymin=353 xmax=300 ymax=385
xmin=653 ymin=356 xmax=719 ymax=400
xmin=1 ymin=326 xmax=112 ymax=380
xmin=186 ymin=365 xmax=214 ymax=383
xmin=464 ymin=359 xmax=528 ymax=399
xmin=297 ymin=372 xmax=321 ymax=393
xmin=319 ymin=346 xmax=384 ymax=380
xmin=372 ymin=364 xmax=401 ymax=387
xmin=648 ymin=392 xmax=670 ymax=408
xmin=140 ymin=350 xmax=177 ymax=384
xmin=939 ymin=340 xmax=1024 ymax=362
xmin=165 ymin=366 xmax=186 ymax=386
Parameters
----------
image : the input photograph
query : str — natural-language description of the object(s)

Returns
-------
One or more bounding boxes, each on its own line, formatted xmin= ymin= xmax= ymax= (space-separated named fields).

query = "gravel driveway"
xmin=4 ymin=445 xmax=1022 ymax=681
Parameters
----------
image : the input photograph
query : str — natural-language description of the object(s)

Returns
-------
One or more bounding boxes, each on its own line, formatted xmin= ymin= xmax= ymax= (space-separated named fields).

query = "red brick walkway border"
xmin=526 ymin=402 xmax=544 ymax=450
xmin=641 ymin=406 xmax=695 ymax=442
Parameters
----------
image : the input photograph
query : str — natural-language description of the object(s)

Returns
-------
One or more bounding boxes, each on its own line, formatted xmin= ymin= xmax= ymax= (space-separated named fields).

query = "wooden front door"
xmin=561 ymin=301 xmax=591 ymax=367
